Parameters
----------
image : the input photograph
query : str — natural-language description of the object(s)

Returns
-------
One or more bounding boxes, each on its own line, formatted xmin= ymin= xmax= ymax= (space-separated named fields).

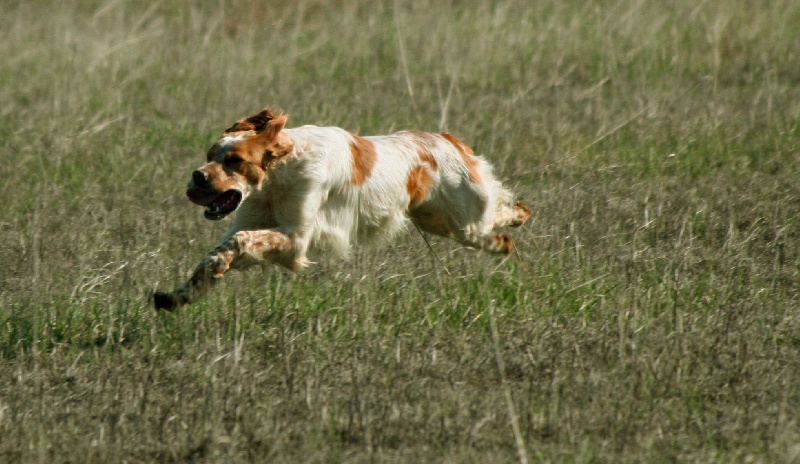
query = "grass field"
xmin=1 ymin=0 xmax=799 ymax=461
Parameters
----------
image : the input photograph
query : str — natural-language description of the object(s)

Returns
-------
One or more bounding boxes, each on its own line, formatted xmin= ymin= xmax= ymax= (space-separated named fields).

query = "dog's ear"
xmin=265 ymin=116 xmax=293 ymax=161
xmin=261 ymin=113 xmax=288 ymax=140
xmin=254 ymin=115 xmax=293 ymax=165
xmin=224 ymin=108 xmax=277 ymax=134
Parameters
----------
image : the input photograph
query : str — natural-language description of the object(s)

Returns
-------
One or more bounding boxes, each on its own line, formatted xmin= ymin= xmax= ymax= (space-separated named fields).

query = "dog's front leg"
xmin=153 ymin=230 xmax=294 ymax=310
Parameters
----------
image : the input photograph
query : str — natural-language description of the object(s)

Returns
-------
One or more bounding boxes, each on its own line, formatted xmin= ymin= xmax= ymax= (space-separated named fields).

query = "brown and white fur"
xmin=153 ymin=108 xmax=531 ymax=310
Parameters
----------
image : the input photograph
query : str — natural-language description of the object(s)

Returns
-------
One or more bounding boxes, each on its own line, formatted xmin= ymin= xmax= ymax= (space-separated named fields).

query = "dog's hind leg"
xmin=154 ymin=230 xmax=295 ymax=310
xmin=410 ymin=208 xmax=518 ymax=256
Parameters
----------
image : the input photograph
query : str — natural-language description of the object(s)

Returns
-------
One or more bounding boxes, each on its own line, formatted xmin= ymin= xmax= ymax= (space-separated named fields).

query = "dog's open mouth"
xmin=186 ymin=188 xmax=243 ymax=220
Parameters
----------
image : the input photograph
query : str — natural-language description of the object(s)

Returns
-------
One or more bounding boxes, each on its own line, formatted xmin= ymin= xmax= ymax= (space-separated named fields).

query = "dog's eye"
xmin=226 ymin=155 xmax=243 ymax=166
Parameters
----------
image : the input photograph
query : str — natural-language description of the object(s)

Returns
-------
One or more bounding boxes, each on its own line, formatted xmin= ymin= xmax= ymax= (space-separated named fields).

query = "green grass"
xmin=1 ymin=0 xmax=799 ymax=462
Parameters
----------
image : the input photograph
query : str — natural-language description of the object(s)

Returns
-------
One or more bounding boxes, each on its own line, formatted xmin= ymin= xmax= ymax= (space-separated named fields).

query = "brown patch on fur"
xmin=216 ymin=141 xmax=267 ymax=186
xmin=349 ymin=134 xmax=377 ymax=185
xmin=198 ymin=114 xmax=294 ymax=188
xmin=441 ymin=133 xmax=482 ymax=184
xmin=406 ymin=166 xmax=434 ymax=207
xmin=416 ymin=147 xmax=438 ymax=170
xmin=404 ymin=132 xmax=439 ymax=170
xmin=230 ymin=136 xmax=290 ymax=184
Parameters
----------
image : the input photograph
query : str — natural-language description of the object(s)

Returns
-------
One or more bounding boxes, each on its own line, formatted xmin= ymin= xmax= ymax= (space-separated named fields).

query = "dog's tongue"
xmin=186 ymin=188 xmax=218 ymax=206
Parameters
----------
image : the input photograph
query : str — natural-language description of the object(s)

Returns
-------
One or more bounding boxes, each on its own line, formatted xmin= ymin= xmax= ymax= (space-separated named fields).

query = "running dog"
xmin=153 ymin=108 xmax=530 ymax=310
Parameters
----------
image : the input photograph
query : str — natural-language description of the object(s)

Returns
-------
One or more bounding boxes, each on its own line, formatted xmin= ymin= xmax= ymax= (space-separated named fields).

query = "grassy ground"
xmin=1 ymin=0 xmax=799 ymax=462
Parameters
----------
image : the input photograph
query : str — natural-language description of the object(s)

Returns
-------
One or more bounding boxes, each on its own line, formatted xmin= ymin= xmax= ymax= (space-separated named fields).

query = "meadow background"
xmin=1 ymin=0 xmax=799 ymax=462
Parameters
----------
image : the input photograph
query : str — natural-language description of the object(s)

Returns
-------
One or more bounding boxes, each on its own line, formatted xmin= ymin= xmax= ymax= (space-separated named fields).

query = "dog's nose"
xmin=191 ymin=170 xmax=208 ymax=186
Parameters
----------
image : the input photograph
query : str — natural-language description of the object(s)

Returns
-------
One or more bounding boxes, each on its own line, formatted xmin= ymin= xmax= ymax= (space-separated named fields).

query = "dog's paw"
xmin=153 ymin=291 xmax=179 ymax=311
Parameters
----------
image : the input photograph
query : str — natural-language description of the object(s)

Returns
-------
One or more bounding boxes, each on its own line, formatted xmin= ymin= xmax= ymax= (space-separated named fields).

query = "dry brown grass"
xmin=1 ymin=0 xmax=799 ymax=462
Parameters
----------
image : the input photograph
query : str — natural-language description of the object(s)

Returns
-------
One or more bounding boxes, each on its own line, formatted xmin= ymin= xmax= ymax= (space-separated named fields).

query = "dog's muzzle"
xmin=186 ymin=188 xmax=243 ymax=220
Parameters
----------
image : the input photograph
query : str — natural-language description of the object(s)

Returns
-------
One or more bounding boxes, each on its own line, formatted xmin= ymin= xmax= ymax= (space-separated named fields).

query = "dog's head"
xmin=187 ymin=108 xmax=293 ymax=220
